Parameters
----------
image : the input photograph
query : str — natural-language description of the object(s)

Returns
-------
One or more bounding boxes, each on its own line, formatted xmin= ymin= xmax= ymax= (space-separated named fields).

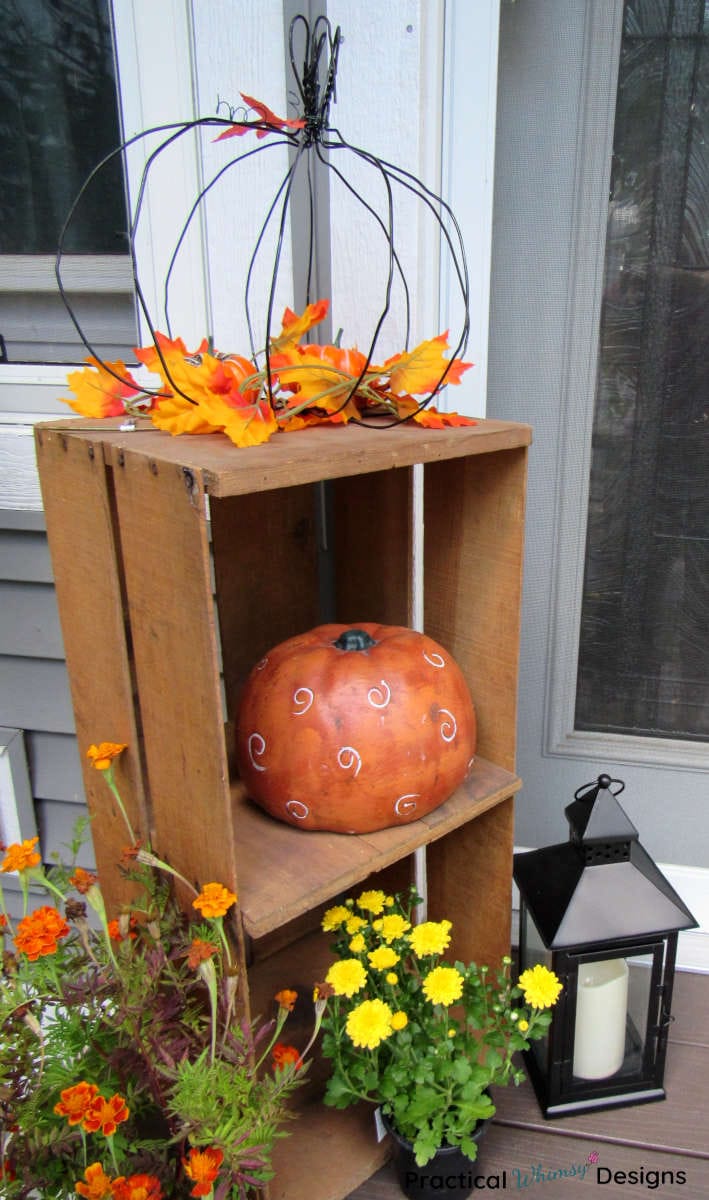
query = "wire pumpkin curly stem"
xmin=55 ymin=13 xmax=470 ymax=428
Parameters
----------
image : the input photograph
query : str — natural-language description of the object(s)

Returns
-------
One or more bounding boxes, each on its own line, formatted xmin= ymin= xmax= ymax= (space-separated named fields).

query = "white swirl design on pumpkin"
xmin=285 ymin=799 xmax=309 ymax=820
xmin=394 ymin=793 xmax=420 ymax=816
xmin=367 ymin=679 xmax=391 ymax=709
xmin=247 ymin=732 xmax=267 ymax=771
xmin=423 ymin=651 xmax=445 ymax=669
xmin=467 ymin=756 xmax=475 ymax=773
xmin=292 ymin=687 xmax=314 ymax=715
xmin=337 ymin=746 xmax=362 ymax=776
xmin=439 ymin=709 xmax=457 ymax=742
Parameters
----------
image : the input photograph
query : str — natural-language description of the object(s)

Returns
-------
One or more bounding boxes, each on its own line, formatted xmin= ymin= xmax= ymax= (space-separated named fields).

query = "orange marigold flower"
xmin=75 ymin=1161 xmax=115 ymax=1199
xmin=82 ymin=1092 xmax=130 ymax=1137
xmin=54 ymin=1080 xmax=100 ymax=1125
xmin=121 ymin=841 xmax=143 ymax=866
xmin=111 ymin=1173 xmax=164 ymax=1200
xmin=275 ymin=988 xmax=298 ymax=1012
xmin=192 ymin=882 xmax=237 ymax=919
xmin=1 ymin=836 xmax=41 ymax=873
xmin=69 ymin=866 xmax=99 ymax=894
xmin=108 ymin=917 xmax=137 ymax=943
xmin=186 ymin=938 xmax=218 ymax=970
xmin=272 ymin=1042 xmax=303 ymax=1070
xmin=86 ymin=742 xmax=128 ymax=771
xmin=0 ymin=914 xmax=7 ymax=928
xmin=14 ymin=906 xmax=70 ymax=961
xmin=182 ymin=1146 xmax=224 ymax=1197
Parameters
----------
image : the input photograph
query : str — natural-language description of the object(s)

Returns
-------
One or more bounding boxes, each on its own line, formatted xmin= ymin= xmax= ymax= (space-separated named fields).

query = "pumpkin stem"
xmin=334 ymin=628 xmax=377 ymax=652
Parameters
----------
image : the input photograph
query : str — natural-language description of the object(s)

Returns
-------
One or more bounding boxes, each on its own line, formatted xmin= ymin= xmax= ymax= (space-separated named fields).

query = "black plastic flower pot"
xmin=382 ymin=1113 xmax=491 ymax=1200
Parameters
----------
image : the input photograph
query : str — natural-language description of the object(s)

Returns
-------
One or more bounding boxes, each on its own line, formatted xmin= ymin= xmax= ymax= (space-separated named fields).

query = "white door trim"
xmin=540 ymin=1 xmax=709 ymax=773
xmin=439 ymin=0 xmax=500 ymax=418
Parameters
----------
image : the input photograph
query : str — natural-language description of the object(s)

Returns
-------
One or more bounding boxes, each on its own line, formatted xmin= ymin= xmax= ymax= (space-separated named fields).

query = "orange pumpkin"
xmin=235 ymin=622 xmax=477 ymax=833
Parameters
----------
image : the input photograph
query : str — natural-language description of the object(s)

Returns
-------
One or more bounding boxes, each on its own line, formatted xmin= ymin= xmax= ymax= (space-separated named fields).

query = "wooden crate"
xmin=35 ymin=416 xmax=530 ymax=1200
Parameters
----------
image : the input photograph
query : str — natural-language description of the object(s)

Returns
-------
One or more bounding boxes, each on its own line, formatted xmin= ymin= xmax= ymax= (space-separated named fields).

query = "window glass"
xmin=0 ymin=0 xmax=127 ymax=253
xmin=0 ymin=0 xmax=137 ymax=363
xmin=575 ymin=0 xmax=709 ymax=741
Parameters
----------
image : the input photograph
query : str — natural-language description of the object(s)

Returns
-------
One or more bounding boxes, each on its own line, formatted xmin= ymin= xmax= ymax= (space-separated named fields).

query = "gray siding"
xmin=0 ymin=511 xmax=92 ymax=923
xmin=0 ymin=290 xmax=137 ymax=365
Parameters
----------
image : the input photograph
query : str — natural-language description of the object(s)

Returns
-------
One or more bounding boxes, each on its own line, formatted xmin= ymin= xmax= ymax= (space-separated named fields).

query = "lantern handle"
xmin=573 ymin=773 xmax=625 ymax=801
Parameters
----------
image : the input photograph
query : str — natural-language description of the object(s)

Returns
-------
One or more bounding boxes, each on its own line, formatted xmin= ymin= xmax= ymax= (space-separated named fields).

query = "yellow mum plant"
xmin=319 ymin=888 xmax=562 ymax=1168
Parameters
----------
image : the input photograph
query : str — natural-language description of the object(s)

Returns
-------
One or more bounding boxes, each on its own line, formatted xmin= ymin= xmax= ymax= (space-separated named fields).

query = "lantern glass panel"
xmin=570 ymin=950 xmax=657 ymax=1086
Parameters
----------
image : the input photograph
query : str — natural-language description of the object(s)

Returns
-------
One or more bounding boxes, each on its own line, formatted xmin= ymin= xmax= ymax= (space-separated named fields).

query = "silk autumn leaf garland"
xmin=61 ymin=299 xmax=475 ymax=449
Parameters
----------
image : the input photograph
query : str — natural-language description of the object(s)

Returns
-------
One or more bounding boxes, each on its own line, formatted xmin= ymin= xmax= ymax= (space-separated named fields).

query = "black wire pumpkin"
xmin=56 ymin=14 xmax=470 ymax=428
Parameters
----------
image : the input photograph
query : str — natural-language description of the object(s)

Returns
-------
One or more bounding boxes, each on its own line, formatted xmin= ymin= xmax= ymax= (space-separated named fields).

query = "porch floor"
xmin=345 ymin=970 xmax=709 ymax=1199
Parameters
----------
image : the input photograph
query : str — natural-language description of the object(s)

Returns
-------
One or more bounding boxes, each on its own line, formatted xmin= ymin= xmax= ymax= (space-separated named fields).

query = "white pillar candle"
xmin=573 ymin=957 xmax=629 ymax=1080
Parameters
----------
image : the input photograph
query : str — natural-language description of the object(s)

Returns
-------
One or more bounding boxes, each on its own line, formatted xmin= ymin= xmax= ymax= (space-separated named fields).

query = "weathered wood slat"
xmin=424 ymin=448 xmax=528 ymax=773
xmin=39 ymin=417 xmax=532 ymax=498
xmin=33 ymin=427 xmax=150 ymax=909
xmin=108 ymin=443 xmax=250 ymax=986
xmin=333 ymin=467 xmax=413 ymax=627
xmin=232 ymin=758 xmax=520 ymax=939
xmin=210 ymin=484 xmax=320 ymax=718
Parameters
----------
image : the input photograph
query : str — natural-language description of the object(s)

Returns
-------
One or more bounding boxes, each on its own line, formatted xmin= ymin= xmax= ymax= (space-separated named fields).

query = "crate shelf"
xmin=234 ymin=756 xmax=521 ymax=940
xmin=36 ymin=415 xmax=531 ymax=1199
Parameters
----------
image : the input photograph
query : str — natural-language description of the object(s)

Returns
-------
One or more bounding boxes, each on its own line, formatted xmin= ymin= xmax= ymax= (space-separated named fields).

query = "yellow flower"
xmin=86 ymin=742 xmax=127 ymax=771
xmin=385 ymin=972 xmax=398 ymax=985
xmin=349 ymin=934 xmax=366 ymax=953
xmin=326 ymin=958 xmax=368 ymax=998
xmin=391 ymin=1011 xmax=408 ymax=1030
xmin=518 ymin=964 xmax=563 ymax=1010
xmin=356 ymin=889 xmax=387 ymax=915
xmin=377 ymin=913 xmax=411 ymax=943
xmin=408 ymin=919 xmax=452 ymax=958
xmin=345 ymin=915 xmax=367 ymax=935
xmin=346 ymin=998 xmax=394 ymax=1049
xmin=517 ymin=1018 xmax=529 ymax=1032
xmin=384 ymin=895 xmax=395 ymax=907
xmin=448 ymin=1028 xmax=456 ymax=1038
xmin=367 ymin=945 xmax=399 ymax=970
xmin=322 ymin=905 xmax=351 ymax=931
xmin=422 ymin=965 xmax=464 ymax=1007
xmin=192 ymin=882 xmax=237 ymax=919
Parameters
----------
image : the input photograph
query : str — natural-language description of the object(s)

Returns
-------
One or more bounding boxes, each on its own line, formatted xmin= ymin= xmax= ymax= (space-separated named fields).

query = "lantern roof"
xmin=514 ymin=775 xmax=697 ymax=949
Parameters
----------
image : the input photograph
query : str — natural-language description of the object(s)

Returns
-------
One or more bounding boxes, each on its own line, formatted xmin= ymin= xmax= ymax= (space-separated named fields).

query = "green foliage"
xmin=319 ymin=888 xmax=561 ymax=1167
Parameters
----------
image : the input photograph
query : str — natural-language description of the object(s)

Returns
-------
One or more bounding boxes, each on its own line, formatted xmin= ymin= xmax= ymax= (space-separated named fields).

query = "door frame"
xmin=543 ymin=0 xmax=708 ymax=773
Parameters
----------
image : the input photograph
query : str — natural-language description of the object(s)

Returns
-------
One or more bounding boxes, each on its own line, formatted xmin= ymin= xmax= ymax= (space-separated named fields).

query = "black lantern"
xmin=514 ymin=774 xmax=697 ymax=1118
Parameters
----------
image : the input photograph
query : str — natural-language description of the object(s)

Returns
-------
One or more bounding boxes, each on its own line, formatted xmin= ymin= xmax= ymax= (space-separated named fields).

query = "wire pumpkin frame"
xmin=56 ymin=14 xmax=471 ymax=430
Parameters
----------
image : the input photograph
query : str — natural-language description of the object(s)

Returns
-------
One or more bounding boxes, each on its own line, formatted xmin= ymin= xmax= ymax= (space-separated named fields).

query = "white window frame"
xmin=542 ymin=1 xmax=708 ymax=773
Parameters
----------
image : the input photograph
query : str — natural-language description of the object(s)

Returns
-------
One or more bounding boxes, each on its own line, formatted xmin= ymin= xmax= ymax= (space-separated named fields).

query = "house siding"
xmin=0 ymin=510 xmax=91 ymax=921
